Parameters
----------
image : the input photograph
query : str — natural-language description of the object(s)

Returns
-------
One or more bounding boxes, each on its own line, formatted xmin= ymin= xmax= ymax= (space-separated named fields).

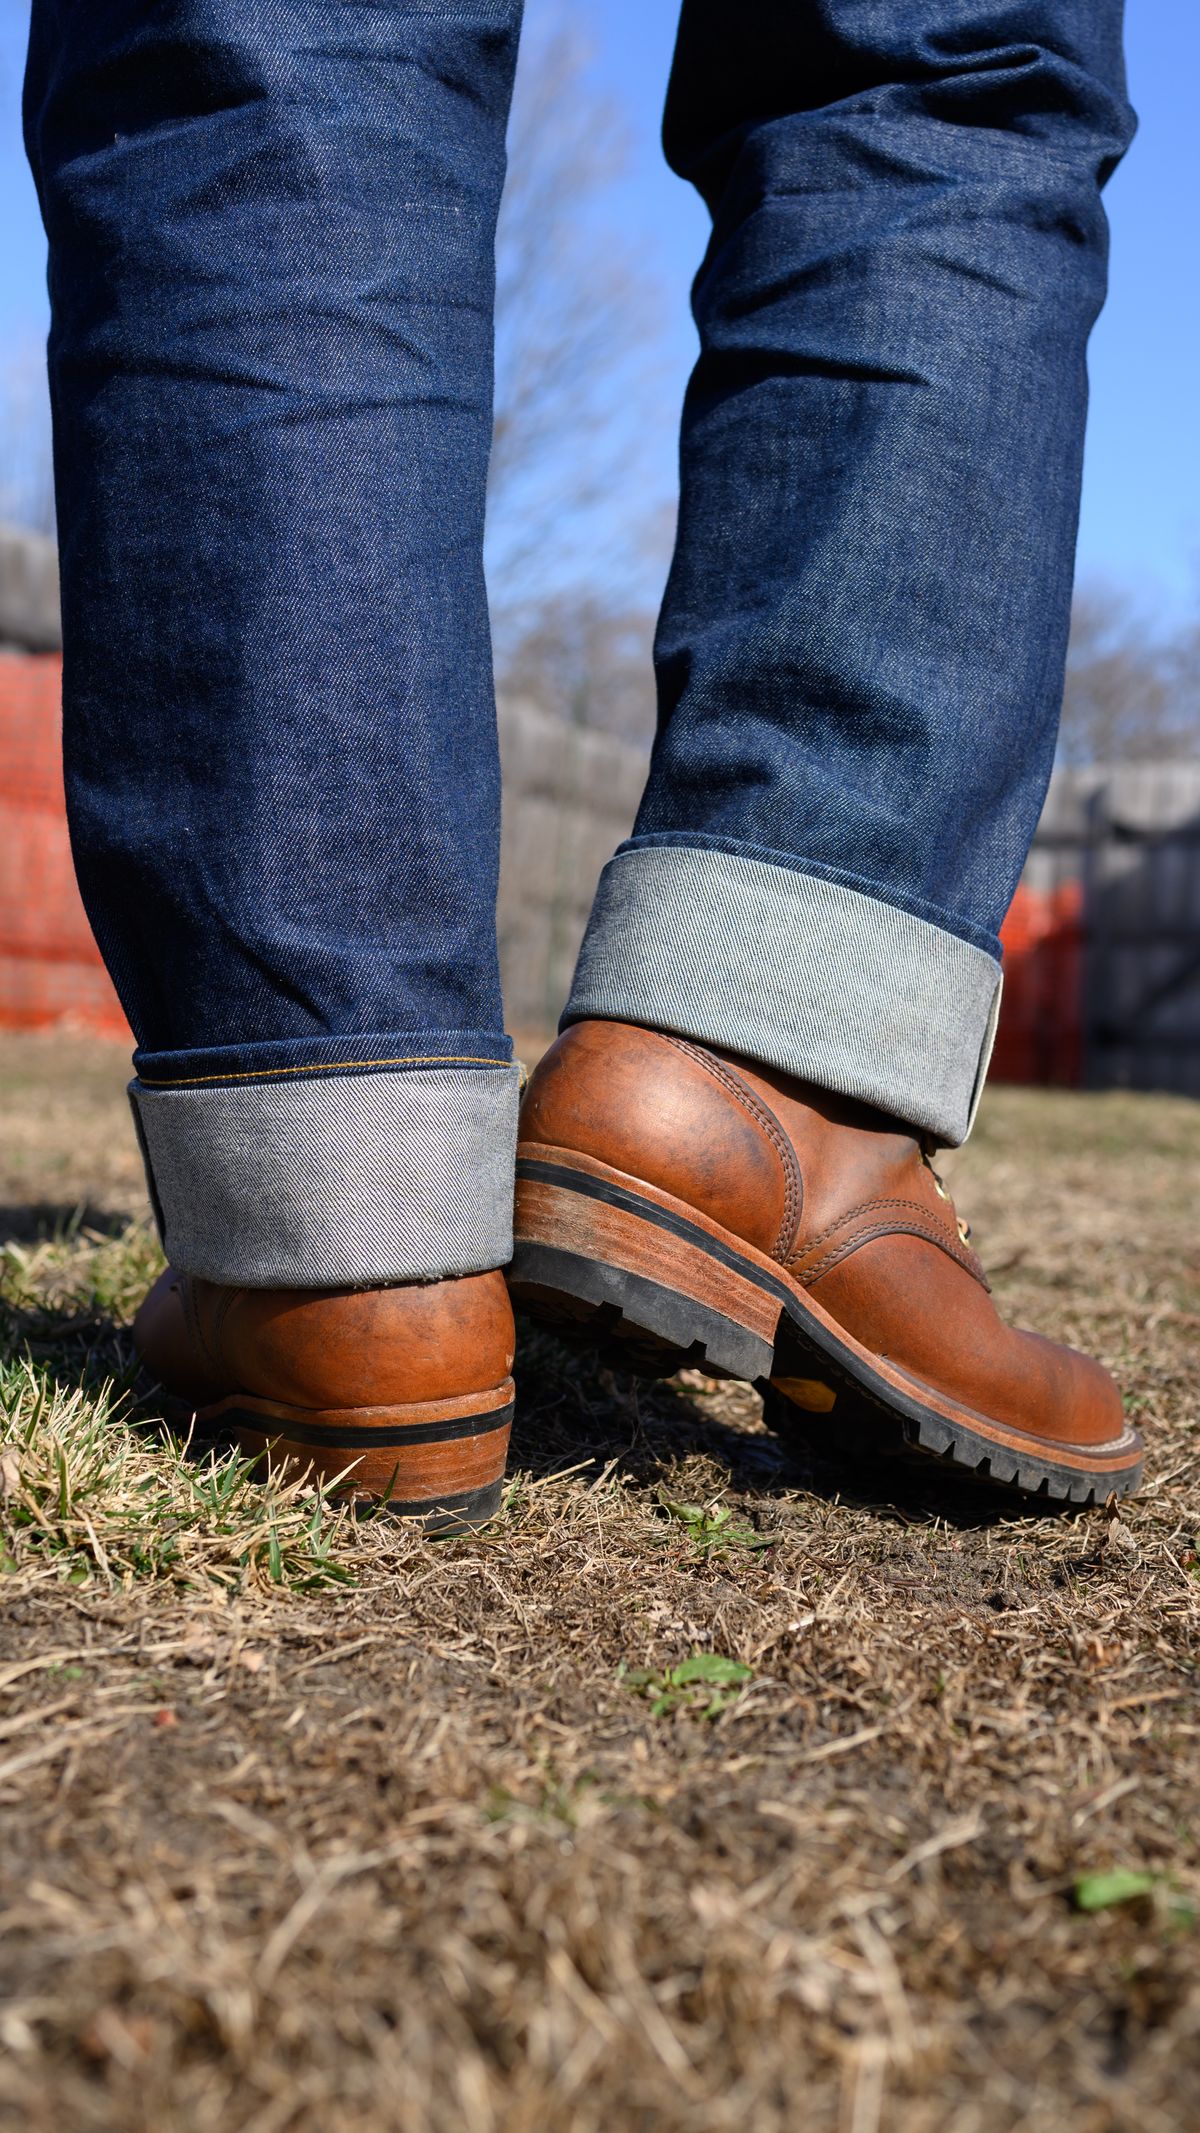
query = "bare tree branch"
xmin=1060 ymin=580 xmax=1200 ymax=766
xmin=486 ymin=11 xmax=672 ymax=737
xmin=0 ymin=334 xmax=55 ymax=539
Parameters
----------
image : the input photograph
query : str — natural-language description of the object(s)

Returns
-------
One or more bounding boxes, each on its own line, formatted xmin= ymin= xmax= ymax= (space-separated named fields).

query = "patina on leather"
xmin=134 ymin=1267 xmax=516 ymax=1524
xmin=516 ymin=1019 xmax=1132 ymax=1471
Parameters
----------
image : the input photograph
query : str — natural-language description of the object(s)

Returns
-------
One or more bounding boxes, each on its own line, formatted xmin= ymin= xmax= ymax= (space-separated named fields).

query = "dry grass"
xmin=0 ymin=1031 xmax=1197 ymax=2133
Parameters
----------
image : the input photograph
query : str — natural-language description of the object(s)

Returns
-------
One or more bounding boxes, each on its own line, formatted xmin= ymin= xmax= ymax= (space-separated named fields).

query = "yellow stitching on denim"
xmin=137 ymin=1054 xmax=510 ymax=1088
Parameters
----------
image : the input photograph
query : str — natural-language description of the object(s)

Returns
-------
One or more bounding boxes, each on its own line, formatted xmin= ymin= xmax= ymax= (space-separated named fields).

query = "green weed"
xmin=1073 ymin=1869 xmax=1196 ymax=1928
xmin=653 ymin=1494 xmax=771 ymax=1559
xmin=619 ymin=1650 xmax=754 ymax=1719
xmin=0 ymin=1353 xmax=356 ymax=1595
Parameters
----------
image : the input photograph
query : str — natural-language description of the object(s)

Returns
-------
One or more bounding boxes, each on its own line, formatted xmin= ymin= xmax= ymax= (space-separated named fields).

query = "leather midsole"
xmin=207 ymin=1397 xmax=514 ymax=1449
xmin=209 ymin=1383 xmax=514 ymax=1500
xmin=517 ymin=1159 xmax=783 ymax=1349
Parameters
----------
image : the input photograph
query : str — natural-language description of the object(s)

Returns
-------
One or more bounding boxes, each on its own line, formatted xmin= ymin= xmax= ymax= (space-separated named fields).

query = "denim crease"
xmin=24 ymin=2 xmax=1131 ymax=1278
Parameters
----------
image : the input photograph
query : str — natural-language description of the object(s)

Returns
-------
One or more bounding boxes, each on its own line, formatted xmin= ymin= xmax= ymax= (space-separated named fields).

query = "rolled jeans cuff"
xmin=129 ymin=1062 xmax=521 ymax=1287
xmin=562 ymin=845 xmax=1002 ymax=1148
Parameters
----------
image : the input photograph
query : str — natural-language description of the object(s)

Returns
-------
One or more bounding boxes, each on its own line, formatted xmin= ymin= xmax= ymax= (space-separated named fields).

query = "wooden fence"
xmin=497 ymin=697 xmax=644 ymax=1042
xmin=996 ymin=767 xmax=1200 ymax=1094
xmin=498 ymin=740 xmax=1200 ymax=1096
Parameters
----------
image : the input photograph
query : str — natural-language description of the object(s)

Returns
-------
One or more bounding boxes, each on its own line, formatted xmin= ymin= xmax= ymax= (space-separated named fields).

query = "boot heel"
xmin=203 ymin=1382 xmax=514 ymax=1533
xmin=511 ymin=1149 xmax=783 ymax=1382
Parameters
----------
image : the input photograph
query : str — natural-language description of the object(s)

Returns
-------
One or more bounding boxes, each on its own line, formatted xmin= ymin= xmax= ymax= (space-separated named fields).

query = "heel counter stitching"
xmin=183 ymin=1275 xmax=228 ymax=1383
xmin=661 ymin=1035 xmax=802 ymax=1259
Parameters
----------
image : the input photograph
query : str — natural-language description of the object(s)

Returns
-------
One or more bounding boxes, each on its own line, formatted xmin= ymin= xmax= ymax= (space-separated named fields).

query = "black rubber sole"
xmin=509 ymin=1236 xmax=1143 ymax=1508
xmin=227 ymin=1426 xmax=507 ymax=1535
xmin=356 ymin=1477 xmax=505 ymax=1535
xmin=512 ymin=1242 xmax=772 ymax=1382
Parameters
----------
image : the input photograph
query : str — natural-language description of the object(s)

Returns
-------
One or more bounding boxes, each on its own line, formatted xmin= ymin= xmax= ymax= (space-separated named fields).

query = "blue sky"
xmin=2 ymin=1 xmax=1196 ymax=615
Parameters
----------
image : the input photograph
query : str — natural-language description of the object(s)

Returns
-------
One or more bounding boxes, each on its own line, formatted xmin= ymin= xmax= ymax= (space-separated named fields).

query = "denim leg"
xmin=25 ymin=1 xmax=523 ymax=1283
xmin=566 ymin=1 xmax=1134 ymax=1145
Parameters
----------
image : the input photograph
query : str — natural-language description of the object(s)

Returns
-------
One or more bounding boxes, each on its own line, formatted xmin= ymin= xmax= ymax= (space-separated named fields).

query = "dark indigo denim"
xmin=25 ymin=0 xmax=1131 ymax=1082
xmin=24 ymin=0 xmax=524 ymax=1084
xmin=637 ymin=2 xmax=1133 ymax=960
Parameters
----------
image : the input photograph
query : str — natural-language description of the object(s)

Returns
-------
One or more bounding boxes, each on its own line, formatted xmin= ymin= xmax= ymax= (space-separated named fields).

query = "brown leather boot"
xmin=133 ymin=1269 xmax=515 ymax=1531
xmin=509 ymin=1020 xmax=1142 ymax=1504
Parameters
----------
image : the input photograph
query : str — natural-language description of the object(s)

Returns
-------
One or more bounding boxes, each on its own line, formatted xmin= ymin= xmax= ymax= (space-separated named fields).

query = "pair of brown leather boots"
xmin=135 ymin=1018 xmax=1143 ymax=1526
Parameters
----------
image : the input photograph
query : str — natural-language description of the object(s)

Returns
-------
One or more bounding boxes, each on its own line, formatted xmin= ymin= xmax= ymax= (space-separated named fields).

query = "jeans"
xmin=24 ymin=2 xmax=1131 ymax=1287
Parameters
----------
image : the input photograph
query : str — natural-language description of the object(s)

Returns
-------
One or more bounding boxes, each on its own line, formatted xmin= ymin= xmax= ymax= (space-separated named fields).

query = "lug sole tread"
xmin=510 ymin=1188 xmax=1143 ymax=1508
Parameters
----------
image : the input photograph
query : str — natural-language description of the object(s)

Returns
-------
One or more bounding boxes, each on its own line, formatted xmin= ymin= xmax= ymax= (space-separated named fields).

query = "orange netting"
xmin=0 ymin=652 xmax=130 ymax=1038
xmin=992 ymin=880 xmax=1084 ymax=1086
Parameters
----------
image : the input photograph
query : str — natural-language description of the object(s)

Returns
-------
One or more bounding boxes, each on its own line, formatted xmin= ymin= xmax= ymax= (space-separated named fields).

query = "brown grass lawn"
xmin=0 ymin=1031 xmax=1197 ymax=2133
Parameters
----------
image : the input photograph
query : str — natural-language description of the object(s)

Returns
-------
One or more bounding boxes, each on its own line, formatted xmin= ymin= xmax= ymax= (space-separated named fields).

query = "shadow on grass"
xmin=511 ymin=1317 xmax=1082 ymax=1533
xmin=3 ymin=1230 xmax=1085 ymax=1535
xmin=0 ymin=1202 xmax=135 ymax=1247
xmin=0 ymin=1204 xmax=154 ymax=1425
xmin=1 ymin=1295 xmax=228 ymax=1476
xmin=1 ymin=1294 xmax=140 ymax=1408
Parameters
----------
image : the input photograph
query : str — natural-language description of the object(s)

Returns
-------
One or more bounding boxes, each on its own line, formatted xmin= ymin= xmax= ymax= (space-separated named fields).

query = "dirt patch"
xmin=0 ymin=1037 xmax=1197 ymax=2131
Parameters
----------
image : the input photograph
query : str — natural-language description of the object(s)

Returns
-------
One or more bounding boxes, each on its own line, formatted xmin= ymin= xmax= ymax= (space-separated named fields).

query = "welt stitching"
xmin=210 ymin=1286 xmax=241 ymax=1369
xmin=799 ymin=1220 xmax=988 ymax=1289
xmin=662 ymin=1036 xmax=801 ymax=1255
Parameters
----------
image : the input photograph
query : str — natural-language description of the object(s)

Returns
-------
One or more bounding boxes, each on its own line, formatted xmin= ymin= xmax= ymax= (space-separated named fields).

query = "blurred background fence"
xmin=995 ymin=766 xmax=1200 ymax=1094
xmin=0 ymin=527 xmax=129 ymax=1039
xmin=497 ymin=695 xmax=643 ymax=1041
xmin=3 ymin=522 xmax=1199 ymax=1095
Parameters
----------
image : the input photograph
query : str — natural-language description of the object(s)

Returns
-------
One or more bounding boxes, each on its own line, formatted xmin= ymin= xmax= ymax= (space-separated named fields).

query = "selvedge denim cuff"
xmin=129 ymin=1062 xmax=520 ymax=1287
xmin=563 ymin=846 xmax=1002 ymax=1148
